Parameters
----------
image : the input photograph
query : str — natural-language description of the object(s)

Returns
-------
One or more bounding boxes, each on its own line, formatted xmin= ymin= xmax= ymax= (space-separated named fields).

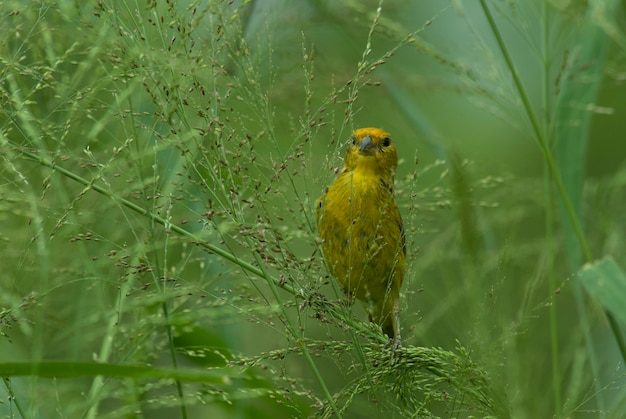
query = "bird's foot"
xmin=384 ymin=335 xmax=402 ymax=362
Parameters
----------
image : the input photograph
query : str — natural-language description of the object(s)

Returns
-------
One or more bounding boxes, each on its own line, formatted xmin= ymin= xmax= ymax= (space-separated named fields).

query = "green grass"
xmin=2 ymin=0 xmax=626 ymax=417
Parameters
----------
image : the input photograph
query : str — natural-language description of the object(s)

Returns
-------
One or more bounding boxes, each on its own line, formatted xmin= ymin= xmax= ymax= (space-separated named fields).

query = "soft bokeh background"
xmin=1 ymin=0 xmax=626 ymax=417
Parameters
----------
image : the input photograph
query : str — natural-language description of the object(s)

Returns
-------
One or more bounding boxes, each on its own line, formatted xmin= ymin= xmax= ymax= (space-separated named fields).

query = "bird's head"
xmin=343 ymin=127 xmax=398 ymax=176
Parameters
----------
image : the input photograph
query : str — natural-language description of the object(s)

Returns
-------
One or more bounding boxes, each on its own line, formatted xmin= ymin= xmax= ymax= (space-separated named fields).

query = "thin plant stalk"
xmin=478 ymin=0 xmax=626 ymax=363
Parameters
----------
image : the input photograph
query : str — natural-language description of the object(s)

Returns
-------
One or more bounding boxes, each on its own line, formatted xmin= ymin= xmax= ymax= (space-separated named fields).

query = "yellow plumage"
xmin=317 ymin=127 xmax=405 ymax=346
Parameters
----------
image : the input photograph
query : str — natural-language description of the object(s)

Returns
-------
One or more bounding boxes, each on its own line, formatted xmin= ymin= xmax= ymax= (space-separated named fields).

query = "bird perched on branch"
xmin=317 ymin=127 xmax=405 ymax=348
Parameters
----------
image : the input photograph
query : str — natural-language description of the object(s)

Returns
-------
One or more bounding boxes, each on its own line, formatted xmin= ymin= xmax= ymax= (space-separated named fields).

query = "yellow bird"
xmin=317 ymin=127 xmax=405 ymax=347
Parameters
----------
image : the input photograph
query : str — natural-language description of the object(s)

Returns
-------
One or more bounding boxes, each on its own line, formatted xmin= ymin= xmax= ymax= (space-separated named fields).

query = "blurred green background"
xmin=1 ymin=0 xmax=626 ymax=417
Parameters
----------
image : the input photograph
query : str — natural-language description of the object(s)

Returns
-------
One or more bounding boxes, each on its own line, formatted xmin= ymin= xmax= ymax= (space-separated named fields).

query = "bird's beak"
xmin=358 ymin=135 xmax=375 ymax=153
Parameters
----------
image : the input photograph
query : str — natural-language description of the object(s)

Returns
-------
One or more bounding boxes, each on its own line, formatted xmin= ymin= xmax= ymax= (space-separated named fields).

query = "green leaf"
xmin=554 ymin=0 xmax=620 ymax=271
xmin=0 ymin=361 xmax=241 ymax=383
xmin=579 ymin=256 xmax=626 ymax=325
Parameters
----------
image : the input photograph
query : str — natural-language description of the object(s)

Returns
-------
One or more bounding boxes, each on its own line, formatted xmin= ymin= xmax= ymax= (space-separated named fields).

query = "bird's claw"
xmin=384 ymin=335 xmax=402 ymax=361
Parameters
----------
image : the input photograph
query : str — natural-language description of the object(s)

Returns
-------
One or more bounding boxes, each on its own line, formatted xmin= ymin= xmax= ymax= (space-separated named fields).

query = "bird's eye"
xmin=381 ymin=137 xmax=391 ymax=147
xmin=351 ymin=136 xmax=357 ymax=145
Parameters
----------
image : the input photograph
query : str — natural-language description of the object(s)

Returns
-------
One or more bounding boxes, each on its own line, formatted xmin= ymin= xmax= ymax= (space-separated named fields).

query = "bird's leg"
xmin=391 ymin=307 xmax=402 ymax=350
xmin=384 ymin=299 xmax=402 ymax=360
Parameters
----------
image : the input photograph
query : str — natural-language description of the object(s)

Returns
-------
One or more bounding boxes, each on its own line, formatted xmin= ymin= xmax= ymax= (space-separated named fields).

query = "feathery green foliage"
xmin=1 ymin=0 xmax=625 ymax=418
